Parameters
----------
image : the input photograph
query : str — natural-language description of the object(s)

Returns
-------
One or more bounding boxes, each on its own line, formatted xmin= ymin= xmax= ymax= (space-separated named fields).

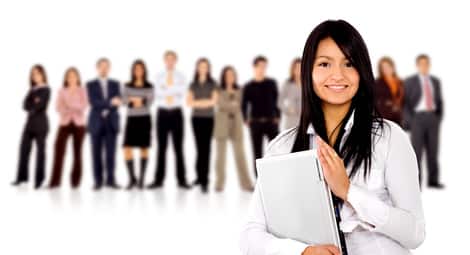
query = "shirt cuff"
xmin=266 ymin=238 xmax=309 ymax=255
xmin=346 ymin=184 xmax=390 ymax=229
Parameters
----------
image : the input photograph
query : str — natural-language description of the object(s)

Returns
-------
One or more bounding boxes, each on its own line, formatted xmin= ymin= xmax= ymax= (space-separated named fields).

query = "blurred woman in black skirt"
xmin=122 ymin=59 xmax=154 ymax=189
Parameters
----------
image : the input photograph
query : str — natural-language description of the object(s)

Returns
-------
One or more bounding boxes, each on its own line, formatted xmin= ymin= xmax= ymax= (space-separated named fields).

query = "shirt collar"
xmin=418 ymin=73 xmax=430 ymax=82
xmin=306 ymin=109 xmax=355 ymax=136
xmin=98 ymin=77 xmax=107 ymax=83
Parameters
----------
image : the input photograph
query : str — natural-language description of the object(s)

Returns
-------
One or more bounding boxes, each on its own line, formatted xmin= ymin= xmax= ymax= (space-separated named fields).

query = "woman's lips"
xmin=325 ymin=84 xmax=349 ymax=92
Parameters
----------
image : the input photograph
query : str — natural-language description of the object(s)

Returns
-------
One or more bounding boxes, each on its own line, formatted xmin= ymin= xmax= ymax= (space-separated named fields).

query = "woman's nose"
xmin=329 ymin=65 xmax=345 ymax=82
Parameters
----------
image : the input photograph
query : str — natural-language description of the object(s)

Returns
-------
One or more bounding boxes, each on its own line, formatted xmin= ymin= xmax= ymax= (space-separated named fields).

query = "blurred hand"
xmin=316 ymin=136 xmax=350 ymax=201
xmin=34 ymin=97 xmax=40 ymax=103
xmin=302 ymin=245 xmax=340 ymax=255
xmin=111 ymin=97 xmax=121 ymax=106
xmin=133 ymin=98 xmax=143 ymax=108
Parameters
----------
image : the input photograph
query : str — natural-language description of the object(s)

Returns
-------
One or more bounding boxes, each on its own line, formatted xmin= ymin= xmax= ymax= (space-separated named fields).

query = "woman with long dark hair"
xmin=12 ymin=64 xmax=51 ymax=189
xmin=240 ymin=20 xmax=424 ymax=255
xmin=374 ymin=57 xmax=404 ymax=126
xmin=214 ymin=66 xmax=253 ymax=192
xmin=122 ymin=59 xmax=154 ymax=189
xmin=49 ymin=67 xmax=88 ymax=188
xmin=278 ymin=57 xmax=302 ymax=130
xmin=187 ymin=57 xmax=218 ymax=193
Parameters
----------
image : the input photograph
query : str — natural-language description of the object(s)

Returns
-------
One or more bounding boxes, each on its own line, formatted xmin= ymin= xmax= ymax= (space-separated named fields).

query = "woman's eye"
xmin=318 ymin=62 xmax=329 ymax=67
xmin=345 ymin=62 xmax=353 ymax=68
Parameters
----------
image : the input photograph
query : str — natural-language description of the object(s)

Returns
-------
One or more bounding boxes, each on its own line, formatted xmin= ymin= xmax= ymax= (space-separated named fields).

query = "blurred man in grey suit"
xmin=404 ymin=54 xmax=444 ymax=189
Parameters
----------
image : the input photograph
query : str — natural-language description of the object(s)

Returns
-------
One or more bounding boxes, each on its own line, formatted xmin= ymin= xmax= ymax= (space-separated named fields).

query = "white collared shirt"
xmin=239 ymin=114 xmax=425 ymax=255
xmin=415 ymin=74 xmax=435 ymax=112
xmin=155 ymin=70 xmax=187 ymax=109
xmin=99 ymin=77 xmax=108 ymax=99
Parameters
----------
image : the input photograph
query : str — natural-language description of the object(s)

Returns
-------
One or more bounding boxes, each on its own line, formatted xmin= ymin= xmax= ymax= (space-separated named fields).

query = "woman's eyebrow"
xmin=315 ymin=55 xmax=350 ymax=62
xmin=315 ymin=55 xmax=333 ymax=60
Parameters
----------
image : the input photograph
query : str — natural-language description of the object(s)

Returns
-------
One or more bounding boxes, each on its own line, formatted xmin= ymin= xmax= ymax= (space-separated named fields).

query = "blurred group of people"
xmin=374 ymin=54 xmax=444 ymax=188
xmin=11 ymin=51 xmax=444 ymax=193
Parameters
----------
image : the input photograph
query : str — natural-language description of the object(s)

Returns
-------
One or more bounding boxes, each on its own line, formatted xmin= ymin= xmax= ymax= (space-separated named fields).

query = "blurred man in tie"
xmin=86 ymin=58 xmax=122 ymax=190
xmin=404 ymin=54 xmax=444 ymax=189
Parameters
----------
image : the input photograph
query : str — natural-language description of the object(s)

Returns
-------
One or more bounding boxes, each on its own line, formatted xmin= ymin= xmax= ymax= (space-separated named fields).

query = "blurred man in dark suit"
xmin=404 ymin=54 xmax=444 ymax=189
xmin=86 ymin=58 xmax=122 ymax=190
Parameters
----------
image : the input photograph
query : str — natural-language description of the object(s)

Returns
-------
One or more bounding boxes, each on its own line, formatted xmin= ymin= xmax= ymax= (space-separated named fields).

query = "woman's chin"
xmin=321 ymin=98 xmax=353 ymax=107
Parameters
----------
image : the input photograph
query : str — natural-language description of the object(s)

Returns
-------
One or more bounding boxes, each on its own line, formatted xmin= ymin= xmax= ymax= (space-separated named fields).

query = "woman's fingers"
xmin=324 ymin=245 xmax=341 ymax=255
xmin=317 ymin=136 xmax=342 ymax=169
xmin=310 ymin=245 xmax=340 ymax=255
xmin=316 ymin=137 xmax=336 ymax=169
xmin=318 ymin=148 xmax=330 ymax=173
xmin=317 ymin=142 xmax=330 ymax=167
xmin=320 ymin=138 xmax=339 ymax=161
xmin=316 ymin=139 xmax=330 ymax=173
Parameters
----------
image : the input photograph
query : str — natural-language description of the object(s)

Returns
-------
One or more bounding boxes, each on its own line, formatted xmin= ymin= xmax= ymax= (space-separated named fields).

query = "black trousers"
xmin=153 ymin=108 xmax=187 ymax=185
xmin=249 ymin=121 xmax=279 ymax=177
xmin=410 ymin=112 xmax=441 ymax=186
xmin=90 ymin=127 xmax=118 ymax=186
xmin=191 ymin=116 xmax=214 ymax=187
xmin=16 ymin=127 xmax=48 ymax=187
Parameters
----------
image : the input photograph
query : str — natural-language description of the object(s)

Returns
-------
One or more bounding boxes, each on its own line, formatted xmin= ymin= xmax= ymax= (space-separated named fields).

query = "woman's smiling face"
xmin=312 ymin=37 xmax=360 ymax=106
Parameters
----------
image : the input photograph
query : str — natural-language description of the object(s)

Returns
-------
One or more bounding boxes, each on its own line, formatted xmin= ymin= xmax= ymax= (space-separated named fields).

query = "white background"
xmin=0 ymin=0 xmax=469 ymax=254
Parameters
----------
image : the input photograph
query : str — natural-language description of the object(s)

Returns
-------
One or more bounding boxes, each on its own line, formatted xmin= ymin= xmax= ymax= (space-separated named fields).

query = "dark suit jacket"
xmin=86 ymin=79 xmax=121 ymax=135
xmin=403 ymin=74 xmax=443 ymax=130
xmin=374 ymin=78 xmax=404 ymax=126
xmin=23 ymin=86 xmax=50 ymax=134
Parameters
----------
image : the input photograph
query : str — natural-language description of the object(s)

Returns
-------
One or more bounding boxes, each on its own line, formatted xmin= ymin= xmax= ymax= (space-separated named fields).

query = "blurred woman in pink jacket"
xmin=49 ymin=67 xmax=88 ymax=188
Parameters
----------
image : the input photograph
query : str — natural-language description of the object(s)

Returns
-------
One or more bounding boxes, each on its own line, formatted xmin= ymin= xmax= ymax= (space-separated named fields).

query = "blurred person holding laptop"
xmin=239 ymin=20 xmax=425 ymax=255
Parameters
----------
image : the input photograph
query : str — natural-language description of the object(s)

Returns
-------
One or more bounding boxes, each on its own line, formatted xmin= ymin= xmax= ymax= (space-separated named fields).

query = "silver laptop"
xmin=256 ymin=149 xmax=343 ymax=253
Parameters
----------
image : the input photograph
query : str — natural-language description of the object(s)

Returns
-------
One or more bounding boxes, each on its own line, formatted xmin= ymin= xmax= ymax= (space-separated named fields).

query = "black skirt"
xmin=123 ymin=115 xmax=152 ymax=147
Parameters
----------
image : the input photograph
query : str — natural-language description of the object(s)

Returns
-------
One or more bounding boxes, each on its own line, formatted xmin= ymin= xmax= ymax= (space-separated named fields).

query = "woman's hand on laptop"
xmin=302 ymin=244 xmax=341 ymax=255
xmin=316 ymin=136 xmax=350 ymax=202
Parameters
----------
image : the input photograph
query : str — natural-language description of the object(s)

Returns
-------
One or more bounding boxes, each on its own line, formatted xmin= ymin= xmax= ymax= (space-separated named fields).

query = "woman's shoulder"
xmin=37 ymin=85 xmax=50 ymax=91
xmin=210 ymin=80 xmax=218 ymax=89
xmin=57 ymin=87 xmax=66 ymax=93
xmin=374 ymin=118 xmax=410 ymax=150
xmin=145 ymin=81 xmax=154 ymax=88
xmin=188 ymin=81 xmax=197 ymax=89
xmin=382 ymin=119 xmax=407 ymax=136
xmin=76 ymin=86 xmax=87 ymax=92
xmin=282 ymin=79 xmax=295 ymax=86
xmin=265 ymin=126 xmax=299 ymax=157
xmin=39 ymin=86 xmax=51 ymax=95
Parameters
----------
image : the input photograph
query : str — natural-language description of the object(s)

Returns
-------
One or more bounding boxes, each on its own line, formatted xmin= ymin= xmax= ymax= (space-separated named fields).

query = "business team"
xmin=373 ymin=55 xmax=444 ymax=188
xmin=12 ymin=52 xmax=444 ymax=191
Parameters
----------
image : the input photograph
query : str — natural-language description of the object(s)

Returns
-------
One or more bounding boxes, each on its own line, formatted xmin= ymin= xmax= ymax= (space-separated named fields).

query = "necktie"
xmin=102 ymin=81 xmax=107 ymax=99
xmin=423 ymin=77 xmax=433 ymax=111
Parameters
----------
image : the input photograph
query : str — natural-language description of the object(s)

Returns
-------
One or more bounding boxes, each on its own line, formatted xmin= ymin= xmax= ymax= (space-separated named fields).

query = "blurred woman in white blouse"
xmin=239 ymin=19 xmax=424 ymax=255
xmin=278 ymin=57 xmax=302 ymax=130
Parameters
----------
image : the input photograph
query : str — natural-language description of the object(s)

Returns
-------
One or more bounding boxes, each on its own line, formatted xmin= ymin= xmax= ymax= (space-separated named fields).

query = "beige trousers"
xmin=215 ymin=136 xmax=253 ymax=190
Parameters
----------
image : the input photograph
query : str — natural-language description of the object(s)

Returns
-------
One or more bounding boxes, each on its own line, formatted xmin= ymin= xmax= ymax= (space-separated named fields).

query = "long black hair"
xmin=291 ymin=20 xmax=383 ymax=179
xmin=220 ymin=65 xmax=240 ymax=90
xmin=128 ymin=59 xmax=152 ymax=88
xmin=192 ymin=57 xmax=215 ymax=84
